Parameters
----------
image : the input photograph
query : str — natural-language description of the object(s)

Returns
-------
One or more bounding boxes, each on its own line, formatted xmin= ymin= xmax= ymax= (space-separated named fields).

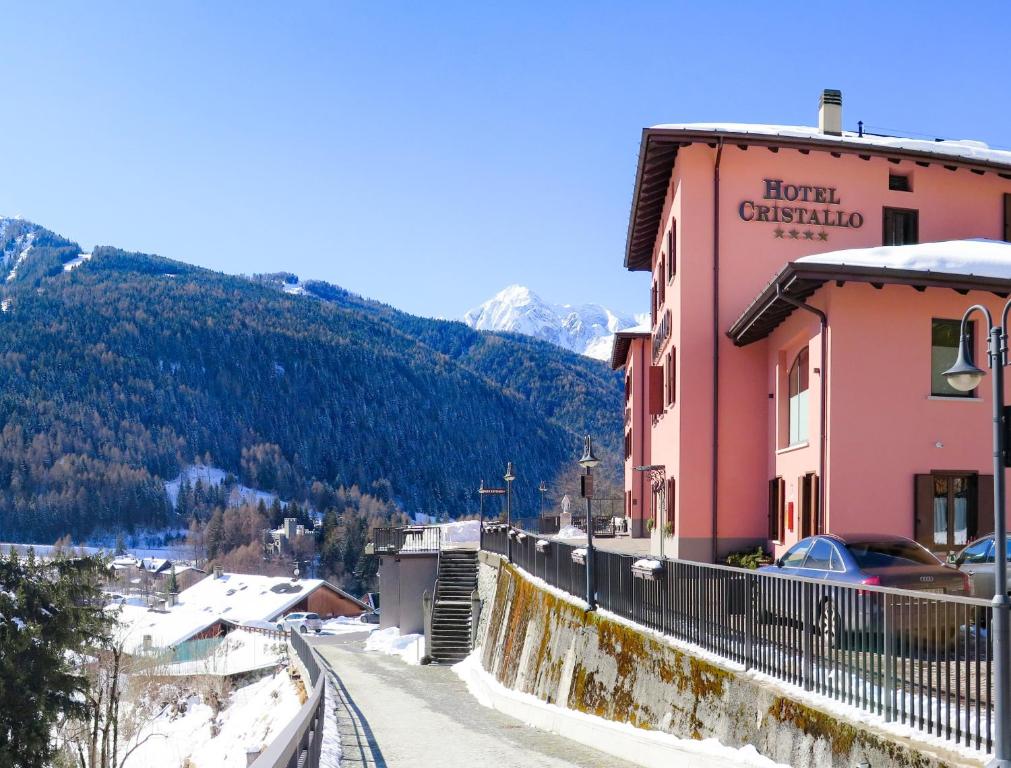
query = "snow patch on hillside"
xmin=62 ymin=252 xmax=93 ymax=272
xmin=164 ymin=464 xmax=285 ymax=511
xmin=463 ymin=284 xmax=644 ymax=361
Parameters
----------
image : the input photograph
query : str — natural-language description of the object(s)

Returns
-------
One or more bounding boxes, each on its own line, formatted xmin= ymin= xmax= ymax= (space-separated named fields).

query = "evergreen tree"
xmin=0 ymin=548 xmax=112 ymax=768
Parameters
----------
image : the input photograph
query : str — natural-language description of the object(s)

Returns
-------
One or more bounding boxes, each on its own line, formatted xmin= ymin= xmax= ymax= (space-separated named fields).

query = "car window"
xmin=782 ymin=541 xmax=812 ymax=567
xmin=828 ymin=545 xmax=846 ymax=572
xmin=846 ymin=540 xmax=939 ymax=568
xmin=804 ymin=540 xmax=833 ymax=570
xmin=306 ymin=613 xmax=320 ymax=620
xmin=961 ymin=538 xmax=994 ymax=565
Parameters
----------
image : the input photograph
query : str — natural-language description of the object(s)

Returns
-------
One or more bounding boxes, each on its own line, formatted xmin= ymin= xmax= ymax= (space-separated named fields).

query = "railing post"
xmin=744 ymin=572 xmax=754 ymax=671
xmin=883 ymin=592 xmax=895 ymax=722
xmin=802 ymin=580 xmax=814 ymax=692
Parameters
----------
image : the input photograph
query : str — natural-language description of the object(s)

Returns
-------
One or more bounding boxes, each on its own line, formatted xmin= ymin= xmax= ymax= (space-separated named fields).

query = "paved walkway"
xmin=311 ymin=634 xmax=641 ymax=768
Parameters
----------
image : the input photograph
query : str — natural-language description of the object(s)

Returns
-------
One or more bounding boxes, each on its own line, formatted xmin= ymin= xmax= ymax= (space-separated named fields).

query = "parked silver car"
xmin=276 ymin=612 xmax=323 ymax=634
xmin=952 ymin=535 xmax=1011 ymax=598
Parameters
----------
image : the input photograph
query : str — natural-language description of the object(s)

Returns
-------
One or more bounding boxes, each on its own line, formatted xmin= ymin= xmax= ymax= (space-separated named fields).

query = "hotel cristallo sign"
xmin=739 ymin=179 xmax=864 ymax=240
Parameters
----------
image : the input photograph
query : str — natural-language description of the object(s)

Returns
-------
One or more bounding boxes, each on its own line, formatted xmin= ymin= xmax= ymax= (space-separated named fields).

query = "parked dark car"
xmin=952 ymin=534 xmax=1011 ymax=598
xmin=757 ymin=534 xmax=967 ymax=647
xmin=359 ymin=609 xmax=380 ymax=625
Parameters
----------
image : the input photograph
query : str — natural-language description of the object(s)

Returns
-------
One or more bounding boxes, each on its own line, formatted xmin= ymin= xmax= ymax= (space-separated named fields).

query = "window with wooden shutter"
xmin=913 ymin=474 xmax=933 ymax=547
xmin=648 ymin=366 xmax=664 ymax=415
xmin=978 ymin=474 xmax=995 ymax=537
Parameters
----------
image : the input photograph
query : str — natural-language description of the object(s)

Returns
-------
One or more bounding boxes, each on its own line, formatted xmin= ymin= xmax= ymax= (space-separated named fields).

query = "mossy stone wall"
xmin=477 ymin=557 xmax=979 ymax=768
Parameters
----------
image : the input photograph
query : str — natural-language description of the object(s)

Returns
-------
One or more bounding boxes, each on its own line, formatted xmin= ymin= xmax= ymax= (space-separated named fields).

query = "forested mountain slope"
xmin=0 ymin=221 xmax=622 ymax=542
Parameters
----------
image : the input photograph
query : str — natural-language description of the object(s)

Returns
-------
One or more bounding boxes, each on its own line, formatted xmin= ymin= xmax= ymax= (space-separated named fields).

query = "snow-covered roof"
xmin=650 ymin=123 xmax=1011 ymax=169
xmin=729 ymin=240 xmax=1011 ymax=346
xmin=114 ymin=572 xmax=366 ymax=652
xmin=795 ymin=239 xmax=1011 ymax=280
xmin=626 ymin=122 xmax=1011 ymax=272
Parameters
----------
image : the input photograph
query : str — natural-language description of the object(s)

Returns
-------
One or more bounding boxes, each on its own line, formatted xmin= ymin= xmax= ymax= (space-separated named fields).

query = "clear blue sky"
xmin=0 ymin=2 xmax=1007 ymax=318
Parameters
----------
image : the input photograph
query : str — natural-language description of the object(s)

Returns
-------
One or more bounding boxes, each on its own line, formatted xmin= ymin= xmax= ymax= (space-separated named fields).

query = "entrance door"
xmin=799 ymin=473 xmax=820 ymax=538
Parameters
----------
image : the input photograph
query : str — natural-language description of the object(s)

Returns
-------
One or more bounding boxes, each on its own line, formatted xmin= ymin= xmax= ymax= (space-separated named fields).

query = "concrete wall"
xmin=378 ymin=552 xmax=438 ymax=635
xmin=477 ymin=554 xmax=978 ymax=768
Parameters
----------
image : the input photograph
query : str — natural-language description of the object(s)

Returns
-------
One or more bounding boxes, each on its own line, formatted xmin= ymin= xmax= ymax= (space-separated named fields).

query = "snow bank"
xmin=124 ymin=670 xmax=300 ymax=768
xmin=555 ymin=525 xmax=585 ymax=540
xmin=453 ymin=650 xmax=789 ymax=768
xmin=364 ymin=627 xmax=425 ymax=665
xmin=321 ymin=616 xmax=374 ymax=636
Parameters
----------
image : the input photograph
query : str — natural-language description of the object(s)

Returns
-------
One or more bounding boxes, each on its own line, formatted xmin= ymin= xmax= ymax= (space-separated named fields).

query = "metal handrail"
xmin=250 ymin=630 xmax=325 ymax=768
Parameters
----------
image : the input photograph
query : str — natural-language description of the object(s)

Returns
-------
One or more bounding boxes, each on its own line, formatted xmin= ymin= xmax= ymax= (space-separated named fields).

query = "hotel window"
xmin=787 ymin=347 xmax=810 ymax=446
xmin=883 ymin=207 xmax=919 ymax=246
xmin=657 ymin=256 xmax=666 ymax=306
xmin=666 ymin=224 xmax=677 ymax=282
xmin=915 ymin=472 xmax=993 ymax=551
xmin=650 ymin=284 xmax=657 ymax=326
xmin=888 ymin=173 xmax=912 ymax=192
xmin=931 ymin=318 xmax=976 ymax=397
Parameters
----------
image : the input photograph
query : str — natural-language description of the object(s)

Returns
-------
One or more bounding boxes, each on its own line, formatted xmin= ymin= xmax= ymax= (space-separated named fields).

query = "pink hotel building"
xmin=612 ymin=90 xmax=1011 ymax=563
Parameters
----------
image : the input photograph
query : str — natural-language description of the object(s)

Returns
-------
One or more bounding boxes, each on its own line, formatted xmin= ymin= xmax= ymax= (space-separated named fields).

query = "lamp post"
xmin=478 ymin=479 xmax=486 ymax=551
xmin=943 ymin=303 xmax=1011 ymax=767
xmin=538 ymin=480 xmax=548 ymax=519
xmin=579 ymin=436 xmax=601 ymax=610
xmin=504 ymin=462 xmax=516 ymax=563
xmin=635 ymin=464 xmax=666 ymax=560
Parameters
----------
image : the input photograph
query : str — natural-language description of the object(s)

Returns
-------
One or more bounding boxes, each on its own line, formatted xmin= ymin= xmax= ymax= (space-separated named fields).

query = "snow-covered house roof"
xmin=728 ymin=240 xmax=1011 ymax=346
xmin=114 ymin=572 xmax=368 ymax=652
xmin=626 ymin=122 xmax=1011 ymax=272
xmin=609 ymin=324 xmax=651 ymax=371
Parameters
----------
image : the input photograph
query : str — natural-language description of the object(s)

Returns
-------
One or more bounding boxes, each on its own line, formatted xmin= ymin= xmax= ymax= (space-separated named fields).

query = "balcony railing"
xmin=372 ymin=525 xmax=442 ymax=554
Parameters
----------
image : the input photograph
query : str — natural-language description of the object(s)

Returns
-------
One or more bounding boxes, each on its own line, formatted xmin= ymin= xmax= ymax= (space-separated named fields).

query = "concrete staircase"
xmin=429 ymin=549 xmax=478 ymax=664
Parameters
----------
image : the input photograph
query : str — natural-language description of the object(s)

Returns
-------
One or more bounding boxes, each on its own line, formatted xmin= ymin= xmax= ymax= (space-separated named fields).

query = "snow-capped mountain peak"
xmin=463 ymin=285 xmax=643 ymax=360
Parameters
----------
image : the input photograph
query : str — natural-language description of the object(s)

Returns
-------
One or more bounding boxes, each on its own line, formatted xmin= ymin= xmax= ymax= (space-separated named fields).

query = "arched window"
xmin=788 ymin=347 xmax=810 ymax=445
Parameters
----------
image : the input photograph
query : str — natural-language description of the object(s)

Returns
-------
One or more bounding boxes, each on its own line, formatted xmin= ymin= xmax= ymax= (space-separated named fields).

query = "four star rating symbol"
xmin=772 ymin=228 xmax=828 ymax=242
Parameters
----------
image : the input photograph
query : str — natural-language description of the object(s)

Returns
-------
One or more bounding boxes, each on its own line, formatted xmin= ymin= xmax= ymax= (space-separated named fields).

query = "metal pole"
xmin=479 ymin=481 xmax=485 ymax=552
xmin=585 ymin=465 xmax=596 ymax=610
xmin=991 ymin=321 xmax=1011 ymax=767
xmin=506 ymin=477 xmax=513 ymax=564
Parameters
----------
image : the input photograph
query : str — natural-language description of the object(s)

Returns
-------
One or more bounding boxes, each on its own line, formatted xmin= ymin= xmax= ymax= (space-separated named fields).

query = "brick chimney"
xmin=818 ymin=89 xmax=842 ymax=136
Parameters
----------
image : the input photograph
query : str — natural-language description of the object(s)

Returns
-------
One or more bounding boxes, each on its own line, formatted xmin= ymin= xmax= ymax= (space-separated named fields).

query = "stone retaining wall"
xmin=476 ymin=554 xmax=981 ymax=768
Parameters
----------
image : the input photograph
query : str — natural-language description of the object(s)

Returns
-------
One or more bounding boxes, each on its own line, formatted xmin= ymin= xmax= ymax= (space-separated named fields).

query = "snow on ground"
xmin=555 ymin=525 xmax=585 ymax=540
xmin=453 ymin=650 xmax=789 ymax=768
xmin=62 ymin=252 xmax=93 ymax=272
xmin=321 ymin=616 xmax=375 ymax=636
xmin=440 ymin=519 xmax=480 ymax=545
xmin=124 ymin=669 xmax=300 ymax=768
xmin=320 ymin=677 xmax=343 ymax=768
xmin=164 ymin=464 xmax=286 ymax=511
xmin=156 ymin=630 xmax=286 ymax=676
xmin=364 ymin=627 xmax=425 ymax=665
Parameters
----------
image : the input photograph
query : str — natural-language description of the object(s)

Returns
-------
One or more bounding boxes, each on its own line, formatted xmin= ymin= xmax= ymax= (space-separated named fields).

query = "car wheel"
xmin=276 ymin=624 xmax=283 ymax=632
xmin=299 ymin=625 xmax=307 ymax=634
xmin=819 ymin=599 xmax=842 ymax=649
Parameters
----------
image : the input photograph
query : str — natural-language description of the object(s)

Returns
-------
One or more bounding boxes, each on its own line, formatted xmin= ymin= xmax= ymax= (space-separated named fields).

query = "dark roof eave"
xmin=728 ymin=263 xmax=1011 ymax=346
xmin=610 ymin=330 xmax=650 ymax=370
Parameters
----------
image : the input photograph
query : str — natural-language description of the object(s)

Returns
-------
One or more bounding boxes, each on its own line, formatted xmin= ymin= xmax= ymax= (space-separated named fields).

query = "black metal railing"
xmin=372 ymin=525 xmax=442 ymax=554
xmin=483 ymin=526 xmax=996 ymax=756
xmin=571 ymin=514 xmax=617 ymax=537
xmin=251 ymin=629 xmax=326 ymax=768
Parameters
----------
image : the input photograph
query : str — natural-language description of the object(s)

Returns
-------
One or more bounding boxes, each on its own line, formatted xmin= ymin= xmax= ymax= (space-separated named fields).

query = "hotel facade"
xmin=612 ymin=91 xmax=1011 ymax=563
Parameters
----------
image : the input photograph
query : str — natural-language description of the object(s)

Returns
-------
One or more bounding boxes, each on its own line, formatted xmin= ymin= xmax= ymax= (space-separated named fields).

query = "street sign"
xmin=480 ymin=487 xmax=507 ymax=495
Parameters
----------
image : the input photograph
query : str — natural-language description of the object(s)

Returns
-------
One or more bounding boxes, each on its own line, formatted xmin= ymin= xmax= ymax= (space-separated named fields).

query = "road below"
xmin=311 ymin=633 xmax=643 ymax=768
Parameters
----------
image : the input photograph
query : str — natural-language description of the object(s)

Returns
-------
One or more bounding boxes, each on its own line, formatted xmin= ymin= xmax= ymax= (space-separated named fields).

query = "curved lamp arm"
xmin=961 ymin=304 xmax=994 ymax=368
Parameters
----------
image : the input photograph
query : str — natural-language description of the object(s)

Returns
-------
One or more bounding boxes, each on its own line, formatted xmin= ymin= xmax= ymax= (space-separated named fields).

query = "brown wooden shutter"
xmin=1004 ymin=194 xmax=1011 ymax=242
xmin=977 ymin=474 xmax=995 ymax=537
xmin=914 ymin=474 xmax=934 ymax=545
xmin=768 ymin=478 xmax=778 ymax=540
xmin=648 ymin=366 xmax=664 ymax=415
xmin=666 ymin=477 xmax=676 ymax=530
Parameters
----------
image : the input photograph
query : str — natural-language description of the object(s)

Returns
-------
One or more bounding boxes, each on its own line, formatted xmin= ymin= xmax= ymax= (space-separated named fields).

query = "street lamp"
xmin=538 ymin=480 xmax=548 ymax=519
xmin=504 ymin=462 xmax=516 ymax=563
xmin=579 ymin=435 xmax=600 ymax=610
xmin=943 ymin=303 xmax=1011 ymax=767
xmin=478 ymin=479 xmax=486 ymax=550
xmin=635 ymin=464 xmax=666 ymax=559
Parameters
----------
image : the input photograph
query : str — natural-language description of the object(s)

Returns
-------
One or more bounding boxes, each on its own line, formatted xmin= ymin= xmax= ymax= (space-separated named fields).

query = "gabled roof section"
xmin=610 ymin=327 xmax=650 ymax=370
xmin=624 ymin=124 xmax=1011 ymax=273
xmin=728 ymin=240 xmax=1011 ymax=346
